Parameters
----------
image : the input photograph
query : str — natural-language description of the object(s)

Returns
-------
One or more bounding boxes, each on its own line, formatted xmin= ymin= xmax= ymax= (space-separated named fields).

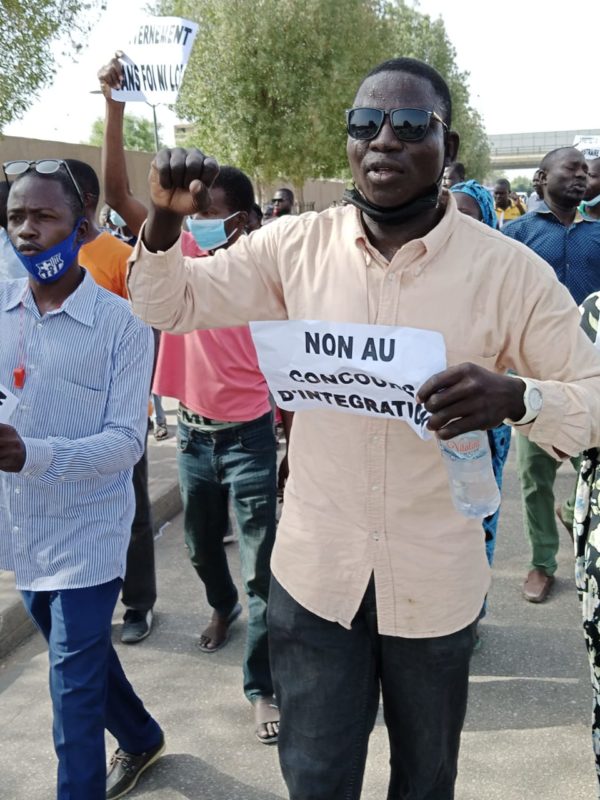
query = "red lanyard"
xmin=13 ymin=300 xmax=26 ymax=389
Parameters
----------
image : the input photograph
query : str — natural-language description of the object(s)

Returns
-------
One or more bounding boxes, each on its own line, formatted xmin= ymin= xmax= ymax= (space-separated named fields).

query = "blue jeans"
xmin=21 ymin=579 xmax=162 ymax=800
xmin=268 ymin=576 xmax=476 ymax=800
xmin=152 ymin=394 xmax=166 ymax=426
xmin=177 ymin=412 xmax=277 ymax=701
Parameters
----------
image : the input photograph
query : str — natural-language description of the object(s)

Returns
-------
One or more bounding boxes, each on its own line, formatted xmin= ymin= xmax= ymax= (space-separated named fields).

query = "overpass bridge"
xmin=489 ymin=129 xmax=600 ymax=170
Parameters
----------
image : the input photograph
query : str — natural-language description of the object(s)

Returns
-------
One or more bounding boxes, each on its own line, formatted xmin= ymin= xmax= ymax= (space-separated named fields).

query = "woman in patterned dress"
xmin=574 ymin=290 xmax=600 ymax=794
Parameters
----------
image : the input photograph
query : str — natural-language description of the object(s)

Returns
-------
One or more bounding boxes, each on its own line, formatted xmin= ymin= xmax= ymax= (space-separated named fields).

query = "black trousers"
xmin=122 ymin=441 xmax=157 ymax=612
xmin=268 ymin=576 xmax=476 ymax=800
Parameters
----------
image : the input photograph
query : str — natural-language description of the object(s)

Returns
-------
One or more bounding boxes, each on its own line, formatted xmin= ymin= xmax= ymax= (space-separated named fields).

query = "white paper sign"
xmin=0 ymin=382 xmax=19 ymax=424
xmin=250 ymin=320 xmax=447 ymax=439
xmin=111 ymin=16 xmax=199 ymax=105
xmin=574 ymin=135 xmax=600 ymax=160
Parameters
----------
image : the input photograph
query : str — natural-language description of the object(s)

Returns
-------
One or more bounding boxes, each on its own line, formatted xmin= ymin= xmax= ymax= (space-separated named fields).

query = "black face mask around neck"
xmin=343 ymin=183 xmax=440 ymax=225
xmin=343 ymin=158 xmax=447 ymax=226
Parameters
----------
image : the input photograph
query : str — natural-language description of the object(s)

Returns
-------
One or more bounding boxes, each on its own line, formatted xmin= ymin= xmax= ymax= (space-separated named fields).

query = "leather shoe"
xmin=106 ymin=733 xmax=165 ymax=799
xmin=522 ymin=569 xmax=554 ymax=603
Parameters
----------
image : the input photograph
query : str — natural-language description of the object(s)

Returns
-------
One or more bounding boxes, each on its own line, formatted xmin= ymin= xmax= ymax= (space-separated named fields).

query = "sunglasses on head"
xmin=3 ymin=159 xmax=85 ymax=208
xmin=346 ymin=107 xmax=447 ymax=143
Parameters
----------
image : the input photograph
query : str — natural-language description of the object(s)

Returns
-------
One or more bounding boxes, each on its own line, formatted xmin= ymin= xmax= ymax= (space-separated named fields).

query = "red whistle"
xmin=13 ymin=366 xmax=25 ymax=389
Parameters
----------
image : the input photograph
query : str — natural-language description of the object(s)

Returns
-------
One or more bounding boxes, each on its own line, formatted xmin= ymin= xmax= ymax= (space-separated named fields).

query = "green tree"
xmin=0 ymin=1 xmax=103 ymax=132
xmin=377 ymin=2 xmax=490 ymax=181
xmin=158 ymin=0 xmax=490 ymax=189
xmin=510 ymin=175 xmax=533 ymax=193
xmin=88 ymin=115 xmax=161 ymax=151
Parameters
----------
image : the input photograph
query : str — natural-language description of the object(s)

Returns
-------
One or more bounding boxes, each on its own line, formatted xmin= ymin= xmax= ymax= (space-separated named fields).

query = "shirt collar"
xmin=347 ymin=189 xmax=458 ymax=271
xmin=0 ymin=268 xmax=99 ymax=326
xmin=535 ymin=202 xmax=587 ymax=224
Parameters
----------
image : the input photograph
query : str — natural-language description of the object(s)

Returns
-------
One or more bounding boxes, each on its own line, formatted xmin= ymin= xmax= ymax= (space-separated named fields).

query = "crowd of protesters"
xmin=2 ymin=53 xmax=600 ymax=800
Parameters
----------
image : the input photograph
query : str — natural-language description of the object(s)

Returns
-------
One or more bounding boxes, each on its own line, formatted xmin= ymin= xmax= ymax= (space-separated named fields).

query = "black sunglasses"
xmin=2 ymin=159 xmax=85 ymax=208
xmin=346 ymin=107 xmax=447 ymax=143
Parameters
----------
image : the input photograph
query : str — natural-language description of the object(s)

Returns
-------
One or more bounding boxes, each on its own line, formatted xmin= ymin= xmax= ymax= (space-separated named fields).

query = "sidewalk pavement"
xmin=0 ymin=441 xmax=598 ymax=798
xmin=0 ymin=399 xmax=182 ymax=659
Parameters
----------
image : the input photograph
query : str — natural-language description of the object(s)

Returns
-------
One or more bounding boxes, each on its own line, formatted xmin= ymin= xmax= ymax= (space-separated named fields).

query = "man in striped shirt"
xmin=0 ymin=161 xmax=163 ymax=799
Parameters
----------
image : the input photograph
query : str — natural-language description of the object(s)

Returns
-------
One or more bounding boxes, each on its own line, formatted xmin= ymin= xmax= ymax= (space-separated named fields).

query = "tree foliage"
xmin=510 ymin=175 xmax=533 ymax=193
xmin=88 ymin=115 xmax=161 ymax=152
xmin=158 ymin=0 xmax=490 ymax=187
xmin=0 ymin=1 xmax=104 ymax=132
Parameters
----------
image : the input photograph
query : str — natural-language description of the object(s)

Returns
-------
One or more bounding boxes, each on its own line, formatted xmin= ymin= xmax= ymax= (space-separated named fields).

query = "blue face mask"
xmin=11 ymin=218 xmax=84 ymax=283
xmin=110 ymin=209 xmax=127 ymax=228
xmin=187 ymin=212 xmax=240 ymax=251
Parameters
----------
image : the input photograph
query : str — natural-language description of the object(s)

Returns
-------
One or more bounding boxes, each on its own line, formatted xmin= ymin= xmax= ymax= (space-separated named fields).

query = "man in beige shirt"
xmin=127 ymin=57 xmax=600 ymax=799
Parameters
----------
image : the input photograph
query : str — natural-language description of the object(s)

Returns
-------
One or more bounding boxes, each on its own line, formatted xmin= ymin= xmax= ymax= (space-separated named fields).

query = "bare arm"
xmin=98 ymin=55 xmax=148 ymax=237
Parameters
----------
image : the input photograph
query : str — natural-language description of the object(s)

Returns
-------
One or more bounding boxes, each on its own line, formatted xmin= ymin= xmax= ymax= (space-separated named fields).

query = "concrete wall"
xmin=0 ymin=135 xmax=347 ymax=215
xmin=0 ymin=136 xmax=154 ymax=216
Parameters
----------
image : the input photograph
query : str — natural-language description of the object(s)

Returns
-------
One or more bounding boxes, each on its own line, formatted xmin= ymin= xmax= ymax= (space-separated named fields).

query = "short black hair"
xmin=213 ymin=165 xmax=255 ymax=214
xmin=495 ymin=178 xmax=511 ymax=190
xmin=362 ymin=57 xmax=452 ymax=127
xmin=11 ymin=168 xmax=84 ymax=221
xmin=65 ymin=158 xmax=100 ymax=207
xmin=276 ymin=188 xmax=294 ymax=204
xmin=540 ymin=147 xmax=580 ymax=173
xmin=448 ymin=162 xmax=465 ymax=181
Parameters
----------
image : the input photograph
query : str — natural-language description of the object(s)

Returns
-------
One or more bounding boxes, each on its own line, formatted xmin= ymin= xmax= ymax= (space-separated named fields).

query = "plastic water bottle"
xmin=439 ymin=430 xmax=501 ymax=519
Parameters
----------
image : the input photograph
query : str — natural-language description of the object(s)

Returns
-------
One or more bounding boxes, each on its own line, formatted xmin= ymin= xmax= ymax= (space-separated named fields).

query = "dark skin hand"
xmin=0 ymin=424 xmax=26 ymax=472
xmin=143 ymin=148 xmax=220 ymax=253
xmin=417 ymin=364 xmax=526 ymax=440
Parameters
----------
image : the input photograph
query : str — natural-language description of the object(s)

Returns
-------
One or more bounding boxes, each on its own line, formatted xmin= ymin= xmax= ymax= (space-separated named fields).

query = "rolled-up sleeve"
xmin=127 ymin=220 xmax=288 ymax=333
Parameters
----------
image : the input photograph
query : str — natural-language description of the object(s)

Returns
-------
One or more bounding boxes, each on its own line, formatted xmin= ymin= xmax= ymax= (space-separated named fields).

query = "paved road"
xmin=0 ymin=447 xmax=596 ymax=799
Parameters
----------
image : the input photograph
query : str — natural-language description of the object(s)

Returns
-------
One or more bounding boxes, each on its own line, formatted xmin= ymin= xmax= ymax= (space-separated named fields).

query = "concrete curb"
xmin=0 ymin=478 xmax=182 ymax=661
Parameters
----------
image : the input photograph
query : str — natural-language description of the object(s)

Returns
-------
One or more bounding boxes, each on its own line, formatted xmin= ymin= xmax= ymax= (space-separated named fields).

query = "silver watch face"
xmin=529 ymin=387 xmax=543 ymax=412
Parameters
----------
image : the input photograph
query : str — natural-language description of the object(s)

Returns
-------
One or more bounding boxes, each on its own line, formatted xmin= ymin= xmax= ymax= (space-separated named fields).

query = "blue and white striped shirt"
xmin=0 ymin=272 xmax=154 ymax=591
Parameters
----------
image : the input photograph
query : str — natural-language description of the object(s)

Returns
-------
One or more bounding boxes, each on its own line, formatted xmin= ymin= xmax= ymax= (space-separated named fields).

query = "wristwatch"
xmin=503 ymin=377 xmax=543 ymax=426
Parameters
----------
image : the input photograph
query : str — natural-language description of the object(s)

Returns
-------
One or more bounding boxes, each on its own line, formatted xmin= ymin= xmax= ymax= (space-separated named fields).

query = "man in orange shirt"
xmin=66 ymin=159 xmax=157 ymax=645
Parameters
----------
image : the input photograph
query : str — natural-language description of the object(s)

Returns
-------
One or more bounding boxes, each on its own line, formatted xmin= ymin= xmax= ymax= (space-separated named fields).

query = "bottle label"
xmin=440 ymin=435 xmax=486 ymax=462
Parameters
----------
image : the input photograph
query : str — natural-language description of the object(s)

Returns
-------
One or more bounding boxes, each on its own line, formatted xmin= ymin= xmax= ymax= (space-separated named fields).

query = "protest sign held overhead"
xmin=574 ymin=134 xmax=600 ymax=161
xmin=249 ymin=320 xmax=447 ymax=440
xmin=111 ymin=16 xmax=199 ymax=105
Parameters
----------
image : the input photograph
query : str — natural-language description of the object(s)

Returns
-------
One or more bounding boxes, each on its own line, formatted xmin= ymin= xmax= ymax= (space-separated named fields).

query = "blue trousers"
xmin=21 ymin=578 xmax=162 ymax=800
xmin=177 ymin=411 xmax=277 ymax=701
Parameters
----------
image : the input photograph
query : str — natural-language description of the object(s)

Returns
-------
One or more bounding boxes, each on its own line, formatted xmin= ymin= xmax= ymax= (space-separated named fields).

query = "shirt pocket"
xmin=446 ymin=349 xmax=499 ymax=373
xmin=43 ymin=377 xmax=108 ymax=439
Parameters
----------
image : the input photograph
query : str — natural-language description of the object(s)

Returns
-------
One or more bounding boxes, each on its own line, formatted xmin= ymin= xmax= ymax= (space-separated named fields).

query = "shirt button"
xmin=387 ymin=273 xmax=395 ymax=282
xmin=14 ymin=487 xmax=20 ymax=495
xmin=372 ymin=531 xmax=379 ymax=541
xmin=12 ymin=526 xmax=19 ymax=533
xmin=36 ymin=323 xmax=43 ymax=329
xmin=371 ymin=484 xmax=379 ymax=492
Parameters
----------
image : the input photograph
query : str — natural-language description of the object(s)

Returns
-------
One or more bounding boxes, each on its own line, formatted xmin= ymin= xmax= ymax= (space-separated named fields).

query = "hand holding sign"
xmin=0 ymin=424 xmax=26 ymax=473
xmin=98 ymin=53 xmax=125 ymax=105
xmin=417 ymin=363 xmax=526 ymax=440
